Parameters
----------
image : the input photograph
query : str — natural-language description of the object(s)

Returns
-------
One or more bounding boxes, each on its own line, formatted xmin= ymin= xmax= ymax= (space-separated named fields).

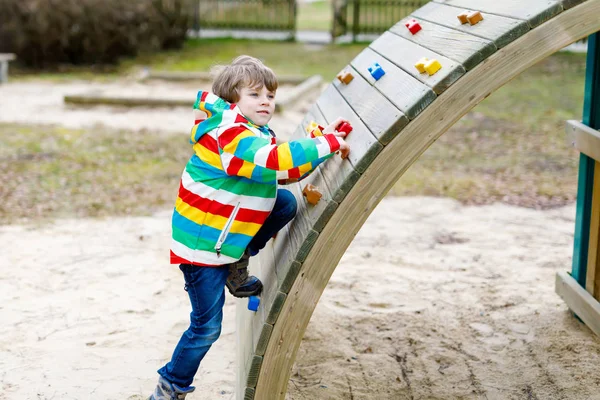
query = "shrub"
xmin=0 ymin=0 xmax=193 ymax=68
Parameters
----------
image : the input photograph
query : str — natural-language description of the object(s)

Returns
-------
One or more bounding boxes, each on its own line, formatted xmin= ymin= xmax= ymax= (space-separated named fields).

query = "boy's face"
xmin=236 ymin=86 xmax=276 ymax=126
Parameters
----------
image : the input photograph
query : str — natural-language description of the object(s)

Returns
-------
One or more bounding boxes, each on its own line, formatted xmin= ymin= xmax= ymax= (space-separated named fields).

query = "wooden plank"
xmin=294 ymin=168 xmax=339 ymax=233
xmin=433 ymin=0 xmax=563 ymax=28
xmin=255 ymin=323 xmax=274 ymax=357
xmin=246 ymin=355 xmax=263 ymax=388
xmin=332 ymin=69 xmax=411 ymax=143
xmin=562 ymin=0 xmax=588 ymax=9
xmin=556 ymin=271 xmax=600 ymax=336
xmin=586 ymin=161 xmax=600 ymax=300
xmin=319 ymin=151 xmax=360 ymax=203
xmin=64 ymin=92 xmax=190 ymax=108
xmin=251 ymin=242 xmax=278 ymax=353
xmin=236 ymin=297 xmax=254 ymax=396
xmin=272 ymin=225 xmax=296 ymax=293
xmin=266 ymin=291 xmax=287 ymax=325
xmin=316 ymin=85 xmax=383 ymax=173
xmin=253 ymin=2 xmax=600 ymax=398
xmin=366 ymin=33 xmax=466 ymax=94
xmin=390 ymin=17 xmax=498 ymax=71
xmin=0 ymin=53 xmax=16 ymax=61
xmin=412 ymin=2 xmax=531 ymax=49
xmin=337 ymin=61 xmax=432 ymax=124
xmin=285 ymin=183 xmax=320 ymax=263
xmin=566 ymin=120 xmax=600 ymax=161
xmin=278 ymin=260 xmax=301 ymax=294
xmin=145 ymin=70 xmax=309 ymax=85
xmin=304 ymin=102 xmax=361 ymax=204
xmin=244 ymin=387 xmax=255 ymax=400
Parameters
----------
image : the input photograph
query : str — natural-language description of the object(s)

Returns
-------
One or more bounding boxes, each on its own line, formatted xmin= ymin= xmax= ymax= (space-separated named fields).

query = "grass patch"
xmin=0 ymin=124 xmax=190 ymax=224
xmin=122 ymin=38 xmax=365 ymax=78
xmin=390 ymin=52 xmax=587 ymax=209
xmin=12 ymin=38 xmax=365 ymax=82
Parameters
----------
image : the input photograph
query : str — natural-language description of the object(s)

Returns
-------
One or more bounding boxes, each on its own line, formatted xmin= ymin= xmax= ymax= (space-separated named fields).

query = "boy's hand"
xmin=337 ymin=138 xmax=350 ymax=159
xmin=323 ymin=117 xmax=350 ymax=137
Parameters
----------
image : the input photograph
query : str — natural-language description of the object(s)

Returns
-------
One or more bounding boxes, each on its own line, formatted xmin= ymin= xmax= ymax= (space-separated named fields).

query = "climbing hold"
xmin=306 ymin=121 xmax=320 ymax=134
xmin=248 ymin=296 xmax=260 ymax=311
xmin=467 ymin=11 xmax=483 ymax=25
xmin=405 ymin=19 xmax=422 ymax=35
xmin=415 ymin=57 xmax=429 ymax=74
xmin=337 ymin=70 xmax=354 ymax=85
xmin=424 ymin=59 xmax=442 ymax=76
xmin=302 ymin=183 xmax=322 ymax=205
xmin=458 ymin=10 xmax=483 ymax=25
xmin=457 ymin=11 xmax=469 ymax=24
xmin=336 ymin=122 xmax=353 ymax=136
xmin=368 ymin=63 xmax=385 ymax=81
xmin=415 ymin=57 xmax=441 ymax=76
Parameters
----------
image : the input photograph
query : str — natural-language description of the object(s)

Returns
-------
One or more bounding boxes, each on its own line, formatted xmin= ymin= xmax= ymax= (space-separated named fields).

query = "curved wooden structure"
xmin=236 ymin=1 xmax=600 ymax=399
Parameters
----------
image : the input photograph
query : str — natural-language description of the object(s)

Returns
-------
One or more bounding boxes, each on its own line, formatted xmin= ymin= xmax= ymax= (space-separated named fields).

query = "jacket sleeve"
xmin=218 ymin=124 xmax=342 ymax=183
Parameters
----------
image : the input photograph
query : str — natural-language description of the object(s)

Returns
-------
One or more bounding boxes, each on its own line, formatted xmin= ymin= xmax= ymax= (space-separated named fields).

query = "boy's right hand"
xmin=337 ymin=138 xmax=350 ymax=159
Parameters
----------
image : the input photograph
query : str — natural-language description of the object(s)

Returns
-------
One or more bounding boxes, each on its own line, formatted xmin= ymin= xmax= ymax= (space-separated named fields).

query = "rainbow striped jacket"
xmin=170 ymin=91 xmax=343 ymax=266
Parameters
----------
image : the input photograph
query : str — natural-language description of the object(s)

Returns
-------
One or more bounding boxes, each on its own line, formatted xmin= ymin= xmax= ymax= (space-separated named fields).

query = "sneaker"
xmin=225 ymin=251 xmax=263 ymax=298
xmin=148 ymin=376 xmax=195 ymax=400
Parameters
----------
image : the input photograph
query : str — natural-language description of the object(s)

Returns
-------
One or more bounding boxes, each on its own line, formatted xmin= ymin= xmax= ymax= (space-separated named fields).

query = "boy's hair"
xmin=211 ymin=55 xmax=278 ymax=103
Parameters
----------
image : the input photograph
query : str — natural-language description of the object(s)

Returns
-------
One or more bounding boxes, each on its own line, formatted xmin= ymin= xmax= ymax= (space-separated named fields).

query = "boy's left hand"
xmin=323 ymin=117 xmax=350 ymax=137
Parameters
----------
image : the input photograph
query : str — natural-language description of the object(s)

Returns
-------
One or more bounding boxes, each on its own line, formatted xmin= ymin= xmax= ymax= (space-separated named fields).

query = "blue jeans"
xmin=158 ymin=189 xmax=297 ymax=387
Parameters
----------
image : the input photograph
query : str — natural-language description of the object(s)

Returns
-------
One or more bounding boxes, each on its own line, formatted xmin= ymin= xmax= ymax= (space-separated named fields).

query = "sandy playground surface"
xmin=1 ymin=79 xmax=599 ymax=400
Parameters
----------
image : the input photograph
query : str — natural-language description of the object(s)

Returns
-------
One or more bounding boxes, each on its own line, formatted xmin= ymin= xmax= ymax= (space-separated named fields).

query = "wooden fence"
xmin=195 ymin=0 xmax=296 ymax=31
xmin=348 ymin=0 xmax=428 ymax=36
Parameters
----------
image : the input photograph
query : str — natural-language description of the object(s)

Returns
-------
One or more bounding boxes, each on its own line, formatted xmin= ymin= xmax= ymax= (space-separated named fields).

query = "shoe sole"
xmin=226 ymin=282 xmax=263 ymax=298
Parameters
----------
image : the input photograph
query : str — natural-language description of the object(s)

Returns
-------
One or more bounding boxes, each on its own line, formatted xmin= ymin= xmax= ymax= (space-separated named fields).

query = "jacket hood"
xmin=191 ymin=91 xmax=271 ymax=144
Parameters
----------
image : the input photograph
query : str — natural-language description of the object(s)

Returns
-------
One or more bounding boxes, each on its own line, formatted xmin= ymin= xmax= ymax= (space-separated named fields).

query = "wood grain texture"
xmin=367 ymin=32 xmax=466 ymax=94
xmin=586 ymin=161 xmax=600 ymax=300
xmin=250 ymin=1 xmax=600 ymax=398
xmin=316 ymin=85 xmax=383 ymax=173
xmin=390 ymin=16 xmax=498 ymax=71
xmin=566 ymin=119 xmax=600 ymax=161
xmin=412 ymin=2 xmax=530 ymax=49
xmin=255 ymin=323 xmax=274 ymax=357
xmin=337 ymin=60 xmax=431 ymax=124
xmin=293 ymin=168 xmax=339 ymax=233
xmin=246 ymin=355 xmax=263 ymax=388
xmin=332 ymin=67 xmax=410 ymax=144
xmin=433 ymin=0 xmax=563 ymax=28
xmin=556 ymin=271 xmax=600 ymax=337
xmin=562 ymin=0 xmax=588 ymax=9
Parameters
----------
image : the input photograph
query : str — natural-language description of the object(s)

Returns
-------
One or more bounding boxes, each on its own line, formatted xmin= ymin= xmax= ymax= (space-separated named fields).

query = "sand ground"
xmin=1 ymin=79 xmax=599 ymax=400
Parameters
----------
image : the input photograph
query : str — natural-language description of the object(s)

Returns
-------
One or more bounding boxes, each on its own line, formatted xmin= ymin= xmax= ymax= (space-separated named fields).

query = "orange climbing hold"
xmin=458 ymin=10 xmax=483 ymax=25
xmin=337 ymin=70 xmax=354 ymax=85
xmin=302 ymin=184 xmax=322 ymax=205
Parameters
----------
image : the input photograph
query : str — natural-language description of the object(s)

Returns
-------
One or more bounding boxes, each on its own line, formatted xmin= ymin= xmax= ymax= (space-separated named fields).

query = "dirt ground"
xmin=0 ymin=79 xmax=599 ymax=400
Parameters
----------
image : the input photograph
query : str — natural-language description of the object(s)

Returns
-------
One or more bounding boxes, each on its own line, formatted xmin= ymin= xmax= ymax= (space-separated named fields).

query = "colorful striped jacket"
xmin=170 ymin=91 xmax=343 ymax=266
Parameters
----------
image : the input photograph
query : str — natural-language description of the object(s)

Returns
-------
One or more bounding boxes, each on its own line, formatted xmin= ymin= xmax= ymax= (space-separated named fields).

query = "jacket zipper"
xmin=215 ymin=202 xmax=241 ymax=256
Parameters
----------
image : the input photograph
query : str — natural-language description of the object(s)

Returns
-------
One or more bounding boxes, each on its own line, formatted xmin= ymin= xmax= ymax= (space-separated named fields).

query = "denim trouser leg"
xmin=247 ymin=189 xmax=297 ymax=256
xmin=157 ymin=263 xmax=230 ymax=388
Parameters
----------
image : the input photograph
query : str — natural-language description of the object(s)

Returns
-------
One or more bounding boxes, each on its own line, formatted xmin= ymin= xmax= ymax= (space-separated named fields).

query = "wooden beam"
xmin=566 ymin=119 xmax=600 ymax=161
xmin=252 ymin=1 xmax=600 ymax=398
xmin=556 ymin=271 xmax=600 ymax=337
xmin=143 ymin=70 xmax=309 ymax=85
xmin=586 ymin=160 xmax=600 ymax=300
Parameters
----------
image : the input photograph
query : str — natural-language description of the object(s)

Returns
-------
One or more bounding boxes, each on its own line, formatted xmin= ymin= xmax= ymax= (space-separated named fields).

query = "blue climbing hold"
xmin=368 ymin=62 xmax=385 ymax=81
xmin=248 ymin=296 xmax=260 ymax=311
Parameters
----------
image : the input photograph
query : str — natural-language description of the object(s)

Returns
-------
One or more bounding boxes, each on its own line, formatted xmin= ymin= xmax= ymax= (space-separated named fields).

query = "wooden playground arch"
xmin=236 ymin=1 xmax=600 ymax=399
